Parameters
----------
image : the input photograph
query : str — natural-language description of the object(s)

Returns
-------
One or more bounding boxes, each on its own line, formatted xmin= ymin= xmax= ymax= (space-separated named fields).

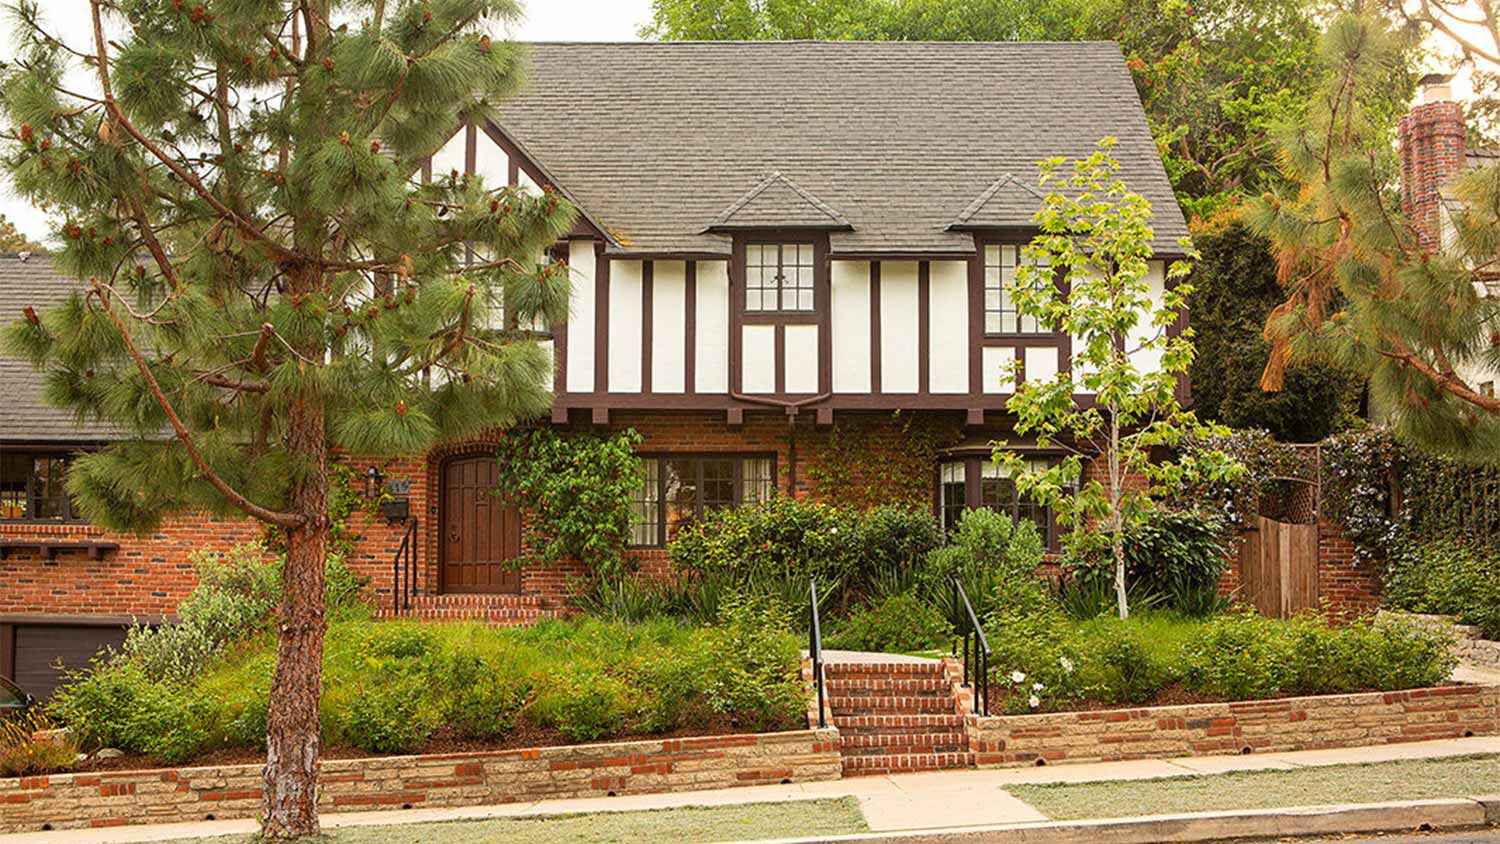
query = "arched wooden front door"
xmin=440 ymin=455 xmax=522 ymax=594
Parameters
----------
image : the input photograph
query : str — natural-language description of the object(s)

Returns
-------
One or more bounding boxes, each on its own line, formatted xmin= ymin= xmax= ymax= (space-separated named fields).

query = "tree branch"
xmin=87 ymin=277 xmax=303 ymax=528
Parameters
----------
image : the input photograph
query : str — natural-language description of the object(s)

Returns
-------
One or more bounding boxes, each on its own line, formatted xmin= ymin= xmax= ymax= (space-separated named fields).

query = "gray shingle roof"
xmin=494 ymin=41 xmax=1187 ymax=255
xmin=0 ymin=253 xmax=125 ymax=443
xmin=706 ymin=171 xmax=851 ymax=231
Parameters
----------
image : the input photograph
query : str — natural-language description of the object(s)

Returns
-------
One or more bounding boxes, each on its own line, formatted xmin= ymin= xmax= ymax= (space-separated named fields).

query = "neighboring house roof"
xmin=0 ymin=253 xmax=125 ymax=443
xmin=493 ymin=41 xmax=1187 ymax=255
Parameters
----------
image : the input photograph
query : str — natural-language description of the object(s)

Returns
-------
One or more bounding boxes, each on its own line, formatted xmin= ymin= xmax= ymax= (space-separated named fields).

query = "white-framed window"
xmin=745 ymin=243 xmax=814 ymax=312
xmin=983 ymin=244 xmax=1048 ymax=335
xmin=631 ymin=455 xmax=776 ymax=547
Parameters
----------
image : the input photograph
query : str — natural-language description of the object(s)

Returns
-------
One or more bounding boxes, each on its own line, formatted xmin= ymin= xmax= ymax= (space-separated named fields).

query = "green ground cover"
xmin=159 ymin=798 xmax=868 ymax=844
xmin=1007 ymin=755 xmax=1500 ymax=820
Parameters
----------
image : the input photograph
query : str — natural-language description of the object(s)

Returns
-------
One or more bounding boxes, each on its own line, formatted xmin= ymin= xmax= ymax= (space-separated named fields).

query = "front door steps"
xmin=374 ymin=592 xmax=565 ymax=625
xmin=824 ymin=655 xmax=973 ymax=776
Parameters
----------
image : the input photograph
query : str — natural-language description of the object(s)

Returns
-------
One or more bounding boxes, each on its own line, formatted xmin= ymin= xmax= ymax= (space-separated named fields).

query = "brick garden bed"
xmin=0 ymin=728 xmax=841 ymax=834
xmin=965 ymin=683 xmax=1500 ymax=767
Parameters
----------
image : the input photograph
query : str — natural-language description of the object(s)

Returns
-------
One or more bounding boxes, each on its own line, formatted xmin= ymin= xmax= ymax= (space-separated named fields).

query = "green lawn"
xmin=1007 ymin=754 xmax=1500 ymax=820
xmin=163 ymin=797 xmax=867 ymax=844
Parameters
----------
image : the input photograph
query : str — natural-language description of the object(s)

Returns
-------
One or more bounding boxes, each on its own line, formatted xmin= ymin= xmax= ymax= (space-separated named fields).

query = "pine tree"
xmin=1246 ymin=14 xmax=1500 ymax=459
xmin=0 ymin=1 xmax=573 ymax=837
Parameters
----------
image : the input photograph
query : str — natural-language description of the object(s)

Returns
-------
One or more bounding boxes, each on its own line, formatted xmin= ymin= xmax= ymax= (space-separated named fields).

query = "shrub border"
xmin=0 ymin=727 xmax=841 ymax=834
xmin=966 ymin=683 xmax=1500 ymax=767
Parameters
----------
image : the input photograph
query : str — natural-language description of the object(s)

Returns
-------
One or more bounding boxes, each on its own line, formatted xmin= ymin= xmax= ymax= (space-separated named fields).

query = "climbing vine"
xmin=262 ymin=463 xmax=379 ymax=561
xmin=495 ymin=428 xmax=643 ymax=576
xmin=804 ymin=412 xmax=959 ymax=510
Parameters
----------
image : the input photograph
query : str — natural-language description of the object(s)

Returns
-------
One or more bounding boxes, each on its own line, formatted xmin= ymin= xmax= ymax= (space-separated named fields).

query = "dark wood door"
xmin=441 ymin=455 xmax=522 ymax=594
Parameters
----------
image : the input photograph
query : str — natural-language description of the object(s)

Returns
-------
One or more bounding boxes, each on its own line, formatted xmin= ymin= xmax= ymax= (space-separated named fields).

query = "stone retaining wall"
xmin=0 ymin=728 xmax=841 ymax=834
xmin=967 ymin=684 xmax=1500 ymax=767
xmin=1380 ymin=611 xmax=1500 ymax=668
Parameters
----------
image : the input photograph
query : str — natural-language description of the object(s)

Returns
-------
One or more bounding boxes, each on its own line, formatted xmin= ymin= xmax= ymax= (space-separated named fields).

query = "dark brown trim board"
xmin=684 ymin=261 xmax=698 ymax=394
xmin=917 ymin=260 xmax=931 ymax=395
xmin=816 ymin=236 xmax=833 ymax=394
xmin=870 ymin=261 xmax=883 ymax=394
xmin=774 ymin=323 xmax=787 ymax=394
xmin=641 ymin=260 xmax=655 ymax=395
xmin=729 ymin=237 xmax=745 ymax=394
xmin=967 ymin=252 xmax=983 ymax=395
xmin=594 ymin=243 xmax=610 ymax=392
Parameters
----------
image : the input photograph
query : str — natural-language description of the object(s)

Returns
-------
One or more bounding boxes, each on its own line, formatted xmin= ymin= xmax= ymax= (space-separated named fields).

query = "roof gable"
xmin=949 ymin=174 xmax=1046 ymax=230
xmin=705 ymin=171 xmax=851 ymax=232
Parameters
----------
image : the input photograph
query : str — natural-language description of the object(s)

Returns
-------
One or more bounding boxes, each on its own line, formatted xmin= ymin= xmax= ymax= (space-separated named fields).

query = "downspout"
xmin=729 ymin=392 xmax=832 ymax=497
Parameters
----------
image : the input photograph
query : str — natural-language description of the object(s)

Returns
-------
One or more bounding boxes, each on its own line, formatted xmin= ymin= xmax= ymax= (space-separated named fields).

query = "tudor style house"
xmin=0 ymin=40 xmax=1187 ymax=699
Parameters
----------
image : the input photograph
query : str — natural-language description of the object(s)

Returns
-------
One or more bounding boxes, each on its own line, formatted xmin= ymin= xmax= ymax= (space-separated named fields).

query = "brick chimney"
xmin=1398 ymin=73 xmax=1466 ymax=250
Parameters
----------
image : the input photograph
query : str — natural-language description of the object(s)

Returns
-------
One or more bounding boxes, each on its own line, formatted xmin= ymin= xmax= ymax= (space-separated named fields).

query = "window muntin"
xmin=983 ymin=244 xmax=1047 ymax=335
xmin=0 ymin=451 xmax=76 ymax=522
xmin=631 ymin=455 xmax=777 ymax=547
xmin=745 ymin=243 xmax=814 ymax=312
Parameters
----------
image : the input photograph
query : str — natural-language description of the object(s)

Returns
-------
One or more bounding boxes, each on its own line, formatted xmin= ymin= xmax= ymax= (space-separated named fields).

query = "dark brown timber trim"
xmin=816 ymin=236 xmax=832 ymax=395
xmin=774 ymin=323 xmax=787 ymax=394
xmin=870 ymin=261 xmax=883 ymax=394
xmin=729 ymin=238 xmax=745 ymax=394
xmin=684 ymin=261 xmax=698 ymax=394
xmin=594 ymin=243 xmax=610 ymax=392
xmin=641 ymin=260 xmax=655 ymax=394
xmin=967 ymin=249 xmax=983 ymax=395
xmin=918 ymin=260 xmax=931 ymax=395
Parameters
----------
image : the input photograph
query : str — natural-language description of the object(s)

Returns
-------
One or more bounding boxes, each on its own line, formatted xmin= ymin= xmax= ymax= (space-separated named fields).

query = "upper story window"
xmin=983 ymin=245 xmax=1048 ymax=335
xmin=0 ymin=451 xmax=77 ymax=522
xmin=631 ymin=454 xmax=776 ymax=547
xmin=745 ymin=243 xmax=814 ymax=312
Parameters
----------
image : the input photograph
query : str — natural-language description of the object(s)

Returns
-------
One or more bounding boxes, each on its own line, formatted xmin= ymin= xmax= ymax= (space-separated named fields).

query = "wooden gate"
xmin=1237 ymin=516 xmax=1318 ymax=618
xmin=440 ymin=454 xmax=522 ymax=594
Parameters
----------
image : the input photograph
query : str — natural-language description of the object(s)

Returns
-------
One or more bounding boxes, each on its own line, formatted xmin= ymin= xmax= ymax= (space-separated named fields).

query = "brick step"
xmin=833 ymin=714 xmax=965 ymax=731
xmin=840 ymin=732 xmax=967 ymax=753
xmin=825 ymin=678 xmax=952 ymax=696
xmin=841 ymin=752 xmax=973 ymax=776
xmin=829 ymin=696 xmax=956 ymax=715
xmin=824 ymin=663 xmax=947 ymax=679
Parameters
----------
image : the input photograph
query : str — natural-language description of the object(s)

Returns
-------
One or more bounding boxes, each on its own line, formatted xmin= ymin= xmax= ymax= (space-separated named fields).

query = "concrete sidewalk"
xmin=8 ymin=734 xmax=1499 ymax=844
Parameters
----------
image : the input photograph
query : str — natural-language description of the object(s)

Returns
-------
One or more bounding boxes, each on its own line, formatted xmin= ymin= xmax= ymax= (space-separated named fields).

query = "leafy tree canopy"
xmin=0 ymin=213 xmax=43 ymax=251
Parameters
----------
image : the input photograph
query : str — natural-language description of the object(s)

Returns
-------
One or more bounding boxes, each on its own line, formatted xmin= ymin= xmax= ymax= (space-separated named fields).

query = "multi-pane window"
xmin=0 ymin=451 xmax=76 ymax=522
xmin=937 ymin=455 xmax=1065 ymax=548
xmin=939 ymin=462 xmax=967 ymax=533
xmin=745 ymin=243 xmax=814 ymax=312
xmin=631 ymin=455 xmax=776 ymax=546
xmin=983 ymin=245 xmax=1047 ymax=335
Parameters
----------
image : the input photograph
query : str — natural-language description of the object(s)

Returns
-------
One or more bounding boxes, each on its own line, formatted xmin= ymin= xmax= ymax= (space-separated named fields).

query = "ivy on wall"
xmin=804 ymin=412 xmax=960 ymax=511
xmin=263 ymin=463 xmax=377 ymax=561
xmin=494 ymin=428 xmax=643 ymax=576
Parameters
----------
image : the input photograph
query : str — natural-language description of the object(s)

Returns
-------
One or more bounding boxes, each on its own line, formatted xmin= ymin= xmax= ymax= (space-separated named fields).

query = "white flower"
xmin=1028 ymin=695 xmax=1041 ymax=709
xmin=1032 ymin=682 xmax=1045 ymax=692
xmin=1010 ymin=670 xmax=1026 ymax=684
xmin=1059 ymin=656 xmax=1075 ymax=673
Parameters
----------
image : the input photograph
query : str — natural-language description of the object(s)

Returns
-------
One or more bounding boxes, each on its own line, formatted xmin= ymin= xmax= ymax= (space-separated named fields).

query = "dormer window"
xmin=745 ymin=243 xmax=814 ymax=312
xmin=983 ymin=245 xmax=1047 ymax=335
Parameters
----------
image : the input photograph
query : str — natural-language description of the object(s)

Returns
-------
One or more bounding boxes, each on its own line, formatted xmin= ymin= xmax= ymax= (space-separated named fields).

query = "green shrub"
xmin=854 ymin=506 xmax=945 ymax=594
xmin=1063 ymin=509 xmax=1229 ymax=617
xmin=669 ymin=497 xmax=858 ymax=593
xmin=344 ymin=676 xmax=434 ymax=753
xmin=533 ymin=669 xmax=631 ymax=742
xmin=440 ymin=653 xmax=531 ymax=740
xmin=571 ymin=574 xmax=668 ymax=623
xmin=703 ymin=593 xmax=804 ymax=730
xmin=1181 ymin=611 xmax=1296 ymax=700
xmin=1094 ymin=623 xmax=1177 ymax=704
xmin=828 ymin=592 xmax=949 ymax=653
xmin=925 ymin=508 xmax=1045 ymax=616
xmin=358 ymin=623 xmax=438 ymax=661
xmin=0 ymin=711 xmax=78 ymax=776
xmin=49 ymin=661 xmax=206 ymax=763
xmin=1385 ymin=539 xmax=1500 ymax=639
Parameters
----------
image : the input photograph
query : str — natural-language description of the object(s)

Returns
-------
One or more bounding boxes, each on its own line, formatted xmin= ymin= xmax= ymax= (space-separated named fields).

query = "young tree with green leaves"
xmin=1246 ymin=14 xmax=1500 ymax=459
xmin=993 ymin=139 xmax=1238 ymax=619
xmin=0 ymin=213 xmax=42 ymax=251
xmin=0 ymin=0 xmax=573 ymax=837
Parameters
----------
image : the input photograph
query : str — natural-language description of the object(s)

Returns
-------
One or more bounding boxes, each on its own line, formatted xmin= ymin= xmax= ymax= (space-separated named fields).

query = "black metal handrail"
xmin=391 ymin=517 xmax=418 ymax=615
xmin=952 ymin=577 xmax=990 ymax=716
xmin=809 ymin=577 xmax=826 ymax=728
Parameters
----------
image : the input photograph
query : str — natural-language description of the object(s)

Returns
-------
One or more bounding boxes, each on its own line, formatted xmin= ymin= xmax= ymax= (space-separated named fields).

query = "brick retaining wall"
xmin=967 ymin=684 xmax=1500 ymax=767
xmin=0 ymin=728 xmax=841 ymax=834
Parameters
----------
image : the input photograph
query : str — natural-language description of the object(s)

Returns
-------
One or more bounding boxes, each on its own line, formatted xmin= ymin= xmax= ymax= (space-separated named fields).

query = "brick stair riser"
xmin=824 ymin=665 xmax=948 ymax=679
xmin=826 ymin=678 xmax=952 ymax=695
xmin=841 ymin=752 xmax=972 ymax=775
xmin=834 ymin=714 xmax=964 ymax=730
xmin=840 ymin=735 xmax=967 ymax=755
xmin=830 ymin=697 xmax=956 ymax=715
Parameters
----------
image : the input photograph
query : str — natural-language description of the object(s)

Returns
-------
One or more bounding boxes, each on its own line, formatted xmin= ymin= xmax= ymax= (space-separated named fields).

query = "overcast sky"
xmin=0 ymin=0 xmax=656 ymax=245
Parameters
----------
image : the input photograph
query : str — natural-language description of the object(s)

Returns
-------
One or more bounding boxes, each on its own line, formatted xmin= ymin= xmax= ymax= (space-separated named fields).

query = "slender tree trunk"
xmin=261 ymin=263 xmax=330 ymax=839
xmin=1110 ymin=408 xmax=1129 ymax=620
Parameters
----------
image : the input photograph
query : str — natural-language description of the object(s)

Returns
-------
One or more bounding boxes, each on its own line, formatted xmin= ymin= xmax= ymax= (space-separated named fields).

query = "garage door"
xmin=7 ymin=624 xmax=128 ymax=701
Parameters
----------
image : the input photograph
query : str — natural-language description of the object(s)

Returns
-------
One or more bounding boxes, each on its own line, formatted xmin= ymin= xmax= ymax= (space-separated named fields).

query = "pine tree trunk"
xmin=260 ymin=386 xmax=329 ymax=837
